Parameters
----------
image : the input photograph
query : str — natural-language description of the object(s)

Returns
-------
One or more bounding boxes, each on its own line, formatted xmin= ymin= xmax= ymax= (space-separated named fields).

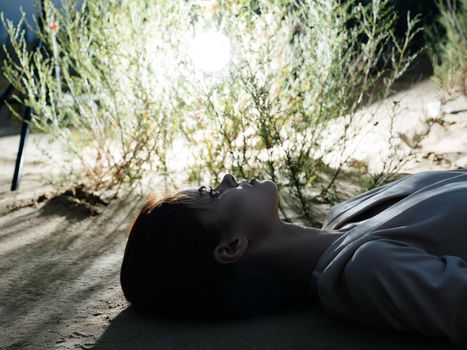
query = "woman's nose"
xmin=216 ymin=173 xmax=238 ymax=191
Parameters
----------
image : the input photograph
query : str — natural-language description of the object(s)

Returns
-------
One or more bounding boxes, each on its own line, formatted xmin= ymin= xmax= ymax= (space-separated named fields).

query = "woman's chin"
xmin=260 ymin=179 xmax=278 ymax=191
xmin=258 ymin=179 xmax=279 ymax=204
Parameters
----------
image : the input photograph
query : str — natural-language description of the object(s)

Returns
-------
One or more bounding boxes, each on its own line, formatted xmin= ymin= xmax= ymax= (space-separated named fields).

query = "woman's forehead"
xmin=179 ymin=188 xmax=201 ymax=198
xmin=177 ymin=189 xmax=220 ymax=221
xmin=178 ymin=188 xmax=212 ymax=204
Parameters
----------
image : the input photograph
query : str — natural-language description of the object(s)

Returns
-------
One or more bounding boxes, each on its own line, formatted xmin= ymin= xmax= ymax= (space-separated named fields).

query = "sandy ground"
xmin=0 ymin=79 xmax=466 ymax=349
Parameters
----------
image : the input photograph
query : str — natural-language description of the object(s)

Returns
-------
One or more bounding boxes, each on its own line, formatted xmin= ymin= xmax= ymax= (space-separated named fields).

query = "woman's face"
xmin=180 ymin=174 xmax=281 ymax=240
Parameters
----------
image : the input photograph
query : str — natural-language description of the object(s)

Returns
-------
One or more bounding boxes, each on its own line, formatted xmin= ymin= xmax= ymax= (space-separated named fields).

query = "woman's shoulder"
xmin=322 ymin=169 xmax=467 ymax=230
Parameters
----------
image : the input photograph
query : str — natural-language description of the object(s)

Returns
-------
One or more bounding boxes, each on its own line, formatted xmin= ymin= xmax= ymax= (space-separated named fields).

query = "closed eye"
xmin=198 ymin=185 xmax=221 ymax=198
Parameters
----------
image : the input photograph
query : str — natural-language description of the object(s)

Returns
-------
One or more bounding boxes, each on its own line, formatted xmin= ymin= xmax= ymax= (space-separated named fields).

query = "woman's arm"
xmin=342 ymin=239 xmax=467 ymax=347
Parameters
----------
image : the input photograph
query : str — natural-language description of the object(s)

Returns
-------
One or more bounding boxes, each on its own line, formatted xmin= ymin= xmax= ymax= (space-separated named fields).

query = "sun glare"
xmin=189 ymin=30 xmax=231 ymax=73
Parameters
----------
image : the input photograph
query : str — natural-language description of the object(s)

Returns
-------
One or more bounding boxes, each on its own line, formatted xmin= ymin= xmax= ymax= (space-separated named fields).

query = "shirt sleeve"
xmin=342 ymin=239 xmax=467 ymax=347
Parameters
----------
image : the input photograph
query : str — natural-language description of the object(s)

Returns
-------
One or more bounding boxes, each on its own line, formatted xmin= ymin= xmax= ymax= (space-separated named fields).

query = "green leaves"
xmin=1 ymin=0 xmax=419 ymax=214
xmin=428 ymin=0 xmax=466 ymax=99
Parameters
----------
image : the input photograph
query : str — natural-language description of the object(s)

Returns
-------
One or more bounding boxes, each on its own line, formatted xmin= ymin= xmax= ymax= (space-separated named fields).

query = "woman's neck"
xmin=246 ymin=220 xmax=345 ymax=293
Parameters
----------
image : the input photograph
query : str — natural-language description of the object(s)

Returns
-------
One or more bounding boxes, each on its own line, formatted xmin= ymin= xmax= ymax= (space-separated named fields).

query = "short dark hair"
xmin=120 ymin=193 xmax=299 ymax=319
xmin=120 ymin=193 xmax=232 ymax=318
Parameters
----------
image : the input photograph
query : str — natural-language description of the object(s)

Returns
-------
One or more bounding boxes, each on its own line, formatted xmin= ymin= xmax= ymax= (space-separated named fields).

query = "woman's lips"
xmin=238 ymin=178 xmax=257 ymax=187
xmin=226 ymin=174 xmax=258 ymax=187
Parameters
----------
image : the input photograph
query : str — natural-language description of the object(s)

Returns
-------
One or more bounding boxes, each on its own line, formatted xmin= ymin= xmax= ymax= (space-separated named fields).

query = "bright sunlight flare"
xmin=189 ymin=30 xmax=231 ymax=73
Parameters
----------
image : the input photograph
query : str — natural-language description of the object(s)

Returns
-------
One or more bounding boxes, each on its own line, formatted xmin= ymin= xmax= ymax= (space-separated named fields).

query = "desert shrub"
xmin=178 ymin=0 xmax=420 ymax=218
xmin=1 ymin=0 xmax=419 ymax=221
xmin=428 ymin=0 xmax=467 ymax=99
xmin=2 ymin=0 xmax=189 ymax=190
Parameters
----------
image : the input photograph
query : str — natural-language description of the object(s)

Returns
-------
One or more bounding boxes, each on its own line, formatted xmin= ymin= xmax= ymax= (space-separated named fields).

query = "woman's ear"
xmin=213 ymin=236 xmax=248 ymax=264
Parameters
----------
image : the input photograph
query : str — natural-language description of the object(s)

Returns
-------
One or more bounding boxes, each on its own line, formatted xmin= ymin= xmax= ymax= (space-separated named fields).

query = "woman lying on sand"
xmin=121 ymin=169 xmax=467 ymax=347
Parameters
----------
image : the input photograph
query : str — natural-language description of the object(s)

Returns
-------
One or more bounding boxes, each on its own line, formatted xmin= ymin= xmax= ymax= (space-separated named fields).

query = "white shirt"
xmin=310 ymin=170 xmax=467 ymax=347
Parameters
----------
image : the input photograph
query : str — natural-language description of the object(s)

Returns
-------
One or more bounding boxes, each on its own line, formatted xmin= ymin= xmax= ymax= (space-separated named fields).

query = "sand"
xmin=0 ymin=78 xmax=466 ymax=349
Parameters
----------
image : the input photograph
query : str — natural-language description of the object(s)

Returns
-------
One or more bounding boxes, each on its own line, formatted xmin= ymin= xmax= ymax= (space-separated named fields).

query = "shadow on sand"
xmin=93 ymin=304 xmax=457 ymax=350
xmin=0 ymin=190 xmax=141 ymax=348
